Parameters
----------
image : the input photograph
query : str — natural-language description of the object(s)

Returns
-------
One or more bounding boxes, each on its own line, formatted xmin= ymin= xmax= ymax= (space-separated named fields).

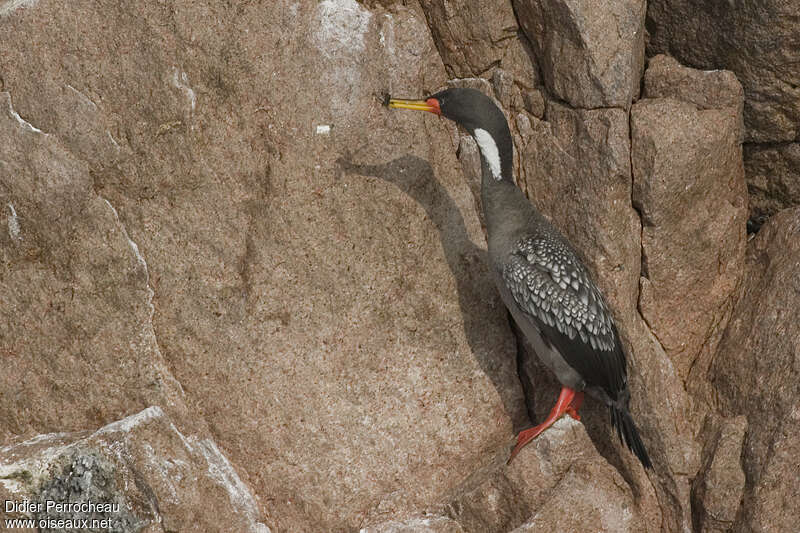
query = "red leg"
xmin=566 ymin=391 xmax=584 ymax=421
xmin=508 ymin=387 xmax=584 ymax=464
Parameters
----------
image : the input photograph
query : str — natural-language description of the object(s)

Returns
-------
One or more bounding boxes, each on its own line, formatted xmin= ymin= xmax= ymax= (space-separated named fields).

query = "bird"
xmin=388 ymin=87 xmax=652 ymax=468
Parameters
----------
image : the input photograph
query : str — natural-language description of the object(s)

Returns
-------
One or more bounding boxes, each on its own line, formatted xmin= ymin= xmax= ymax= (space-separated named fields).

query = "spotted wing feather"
xmin=503 ymin=235 xmax=627 ymax=393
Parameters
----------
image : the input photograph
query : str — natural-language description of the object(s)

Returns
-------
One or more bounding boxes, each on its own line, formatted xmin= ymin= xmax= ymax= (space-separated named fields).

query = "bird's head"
xmin=388 ymin=87 xmax=513 ymax=182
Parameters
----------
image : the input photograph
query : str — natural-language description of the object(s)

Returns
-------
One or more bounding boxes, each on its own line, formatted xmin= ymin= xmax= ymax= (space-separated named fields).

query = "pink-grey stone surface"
xmin=1 ymin=1 xmax=797 ymax=532
xmin=646 ymin=0 xmax=800 ymax=222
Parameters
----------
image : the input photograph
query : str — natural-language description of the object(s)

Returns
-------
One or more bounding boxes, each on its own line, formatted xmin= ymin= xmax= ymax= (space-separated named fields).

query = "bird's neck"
xmin=479 ymin=155 xmax=533 ymax=251
xmin=472 ymin=126 xmax=523 ymax=233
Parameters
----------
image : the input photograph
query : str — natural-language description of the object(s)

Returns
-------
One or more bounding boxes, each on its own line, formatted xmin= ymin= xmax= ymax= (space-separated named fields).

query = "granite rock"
xmin=514 ymin=0 xmax=646 ymax=109
xmin=418 ymin=0 xmax=519 ymax=78
xmin=646 ymin=0 xmax=800 ymax=143
xmin=744 ymin=143 xmax=800 ymax=226
xmin=1 ymin=2 xmax=523 ymax=531
xmin=631 ymin=87 xmax=748 ymax=384
xmin=691 ymin=415 xmax=747 ymax=533
xmin=2 ymin=1 xmax=797 ymax=531
xmin=515 ymin=100 xmax=695 ymax=532
xmin=443 ymin=418 xmax=651 ymax=533
xmin=0 ymin=407 xmax=270 ymax=532
xmin=711 ymin=208 xmax=800 ymax=533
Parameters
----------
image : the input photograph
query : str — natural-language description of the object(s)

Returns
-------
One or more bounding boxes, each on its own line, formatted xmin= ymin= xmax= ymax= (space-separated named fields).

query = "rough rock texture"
xmin=442 ymin=418 xmax=648 ymax=533
xmin=643 ymin=55 xmax=744 ymax=135
xmin=744 ymin=143 xmax=800 ymax=224
xmin=691 ymin=415 xmax=747 ymax=533
xmin=514 ymin=0 xmax=646 ymax=109
xmin=646 ymin=0 xmax=800 ymax=224
xmin=2 ymin=0 xmax=797 ymax=532
xmin=0 ymin=90 xmax=189 ymax=440
xmin=633 ymin=58 xmax=748 ymax=384
xmin=0 ymin=1 xmax=528 ymax=531
xmin=0 ymin=407 xmax=270 ymax=532
xmin=367 ymin=419 xmax=655 ymax=533
xmin=363 ymin=515 xmax=464 ymax=533
xmin=710 ymin=208 xmax=800 ymax=533
xmin=418 ymin=0 xmax=519 ymax=78
xmin=646 ymin=0 xmax=800 ymax=143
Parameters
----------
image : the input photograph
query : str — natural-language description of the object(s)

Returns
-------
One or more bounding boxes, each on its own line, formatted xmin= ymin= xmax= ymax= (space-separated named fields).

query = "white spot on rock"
xmin=166 ymin=423 xmax=271 ymax=533
xmin=0 ymin=407 xmax=271 ymax=532
xmin=315 ymin=0 xmax=371 ymax=57
xmin=3 ymin=92 xmax=45 ymax=134
xmin=0 ymin=0 xmax=38 ymax=17
xmin=473 ymin=128 xmax=502 ymax=180
xmin=378 ymin=13 xmax=394 ymax=52
xmin=316 ymin=124 xmax=331 ymax=135
xmin=194 ymin=439 xmax=270 ymax=532
xmin=313 ymin=0 xmax=372 ymax=116
xmin=0 ymin=431 xmax=71 ymax=455
xmin=66 ymin=84 xmax=97 ymax=110
xmin=107 ymin=131 xmax=120 ymax=149
xmin=7 ymin=203 xmax=21 ymax=242
xmin=92 ymin=406 xmax=165 ymax=436
xmin=377 ymin=14 xmax=397 ymax=96
xmin=171 ymin=66 xmax=196 ymax=113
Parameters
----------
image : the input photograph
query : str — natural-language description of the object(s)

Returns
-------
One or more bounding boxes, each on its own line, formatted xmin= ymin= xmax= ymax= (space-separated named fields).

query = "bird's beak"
xmin=388 ymin=97 xmax=441 ymax=115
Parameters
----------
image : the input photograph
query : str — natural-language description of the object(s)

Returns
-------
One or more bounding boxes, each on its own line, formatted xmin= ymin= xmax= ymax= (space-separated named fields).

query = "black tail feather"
xmin=610 ymin=405 xmax=652 ymax=469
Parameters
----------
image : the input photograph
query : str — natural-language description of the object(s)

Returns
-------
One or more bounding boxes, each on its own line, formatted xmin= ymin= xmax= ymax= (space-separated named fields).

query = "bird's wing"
xmin=502 ymin=235 xmax=627 ymax=393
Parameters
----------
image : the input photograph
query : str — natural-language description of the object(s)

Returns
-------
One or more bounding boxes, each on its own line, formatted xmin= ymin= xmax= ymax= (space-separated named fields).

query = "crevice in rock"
xmin=474 ymin=60 xmax=504 ymax=78
xmin=238 ymin=214 xmax=256 ymax=314
xmin=685 ymin=286 xmax=740 ymax=407
xmin=508 ymin=1 xmax=546 ymax=90
xmin=627 ymin=113 xmax=651 ymax=323
xmin=745 ymin=139 xmax=798 ymax=150
xmin=627 ymin=109 xmax=670 ymax=367
xmin=99 ymin=194 xmax=184 ymax=401
xmin=3 ymin=91 xmax=47 ymax=135
xmin=100 ymin=195 xmax=154 ymax=313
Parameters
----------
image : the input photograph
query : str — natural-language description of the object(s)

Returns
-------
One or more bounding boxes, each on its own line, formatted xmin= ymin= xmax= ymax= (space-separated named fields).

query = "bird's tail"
xmin=610 ymin=404 xmax=653 ymax=469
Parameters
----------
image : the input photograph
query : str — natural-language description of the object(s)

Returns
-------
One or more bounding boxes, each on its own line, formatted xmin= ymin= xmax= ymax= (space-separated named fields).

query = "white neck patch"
xmin=473 ymin=128 xmax=502 ymax=180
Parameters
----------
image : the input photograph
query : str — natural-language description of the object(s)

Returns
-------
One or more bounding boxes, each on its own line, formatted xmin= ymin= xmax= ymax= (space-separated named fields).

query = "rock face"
xmin=642 ymin=55 xmax=744 ymax=131
xmin=0 ymin=90 xmax=188 ymax=440
xmin=710 ymin=208 xmax=800 ymax=533
xmin=445 ymin=418 xmax=647 ymax=533
xmin=633 ymin=55 xmax=748 ymax=383
xmin=0 ymin=407 xmax=270 ymax=532
xmin=691 ymin=415 xmax=747 ymax=533
xmin=1 ymin=1 xmax=798 ymax=532
xmin=744 ymin=143 xmax=800 ymax=224
xmin=646 ymin=0 xmax=800 ymax=222
xmin=419 ymin=0 xmax=520 ymax=78
xmin=646 ymin=0 xmax=800 ymax=143
xmin=514 ymin=0 xmax=647 ymax=109
xmin=366 ymin=418 xmax=648 ymax=533
xmin=515 ymin=89 xmax=698 ymax=533
xmin=1 ymin=2 xmax=524 ymax=531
